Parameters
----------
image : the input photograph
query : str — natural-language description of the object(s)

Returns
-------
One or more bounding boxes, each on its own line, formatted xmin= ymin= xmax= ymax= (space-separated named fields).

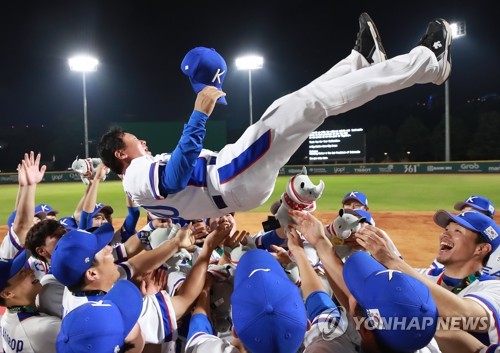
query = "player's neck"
xmin=6 ymin=297 xmax=36 ymax=308
xmin=443 ymin=261 xmax=482 ymax=279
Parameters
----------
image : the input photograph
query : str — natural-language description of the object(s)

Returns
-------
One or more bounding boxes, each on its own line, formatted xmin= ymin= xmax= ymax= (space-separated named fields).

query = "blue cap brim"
xmin=343 ymin=251 xmax=386 ymax=299
xmin=189 ymin=80 xmax=227 ymax=105
xmin=9 ymin=249 xmax=27 ymax=281
xmin=92 ymin=223 xmax=115 ymax=251
xmin=434 ymin=210 xmax=479 ymax=233
xmin=103 ymin=280 xmax=143 ymax=336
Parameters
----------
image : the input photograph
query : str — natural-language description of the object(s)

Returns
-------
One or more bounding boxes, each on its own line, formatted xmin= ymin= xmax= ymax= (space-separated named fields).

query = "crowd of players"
xmin=1 ymin=152 xmax=500 ymax=353
xmin=2 ymin=11 xmax=500 ymax=353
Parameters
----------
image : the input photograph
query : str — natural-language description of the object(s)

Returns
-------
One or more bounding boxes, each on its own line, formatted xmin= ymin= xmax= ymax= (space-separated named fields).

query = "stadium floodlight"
xmin=444 ymin=21 xmax=466 ymax=162
xmin=236 ymin=55 xmax=264 ymax=126
xmin=69 ymin=55 xmax=99 ymax=158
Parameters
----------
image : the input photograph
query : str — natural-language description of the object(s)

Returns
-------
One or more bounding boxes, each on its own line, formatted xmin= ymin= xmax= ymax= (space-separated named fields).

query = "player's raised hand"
xmin=22 ymin=151 xmax=46 ymax=185
xmin=17 ymin=162 xmax=27 ymax=187
xmin=286 ymin=227 xmax=305 ymax=255
xmin=270 ymin=245 xmax=292 ymax=266
xmin=94 ymin=163 xmax=109 ymax=181
xmin=354 ymin=225 xmax=399 ymax=267
xmin=204 ymin=219 xmax=232 ymax=250
xmin=223 ymin=229 xmax=249 ymax=250
xmin=194 ymin=86 xmax=226 ymax=117
xmin=288 ymin=209 xmax=328 ymax=247
xmin=175 ymin=223 xmax=195 ymax=249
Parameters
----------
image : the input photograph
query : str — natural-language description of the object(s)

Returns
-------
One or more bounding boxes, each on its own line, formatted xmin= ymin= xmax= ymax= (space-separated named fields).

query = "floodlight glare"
xmin=235 ymin=56 xmax=263 ymax=70
xmin=69 ymin=54 xmax=99 ymax=158
xmin=236 ymin=55 xmax=264 ymax=126
xmin=68 ymin=55 xmax=99 ymax=72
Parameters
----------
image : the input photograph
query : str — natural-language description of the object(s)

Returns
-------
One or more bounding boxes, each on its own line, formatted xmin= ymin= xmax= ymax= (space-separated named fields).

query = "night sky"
xmin=0 ymin=1 xmax=498 ymax=163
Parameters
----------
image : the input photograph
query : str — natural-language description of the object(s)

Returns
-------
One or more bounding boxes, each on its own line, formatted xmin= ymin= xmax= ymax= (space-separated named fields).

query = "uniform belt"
xmin=208 ymin=156 xmax=227 ymax=209
xmin=212 ymin=195 xmax=228 ymax=209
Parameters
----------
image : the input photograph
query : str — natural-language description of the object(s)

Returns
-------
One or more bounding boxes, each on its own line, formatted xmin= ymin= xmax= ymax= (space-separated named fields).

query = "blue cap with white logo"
xmin=35 ymin=204 xmax=59 ymax=216
xmin=434 ymin=210 xmax=500 ymax=252
xmin=454 ymin=195 xmax=495 ymax=218
xmin=57 ymin=280 xmax=143 ymax=353
xmin=181 ymin=47 xmax=227 ymax=105
xmin=51 ymin=223 xmax=115 ymax=287
xmin=342 ymin=191 xmax=369 ymax=209
xmin=344 ymin=251 xmax=438 ymax=352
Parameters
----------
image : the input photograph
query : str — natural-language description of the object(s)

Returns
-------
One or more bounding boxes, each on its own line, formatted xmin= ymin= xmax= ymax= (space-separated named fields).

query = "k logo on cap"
xmin=181 ymin=47 xmax=228 ymax=105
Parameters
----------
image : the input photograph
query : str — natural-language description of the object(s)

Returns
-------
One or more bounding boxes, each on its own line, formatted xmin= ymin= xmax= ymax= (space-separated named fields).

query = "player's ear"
xmin=475 ymin=242 xmax=492 ymax=258
xmin=85 ymin=267 xmax=99 ymax=282
xmin=35 ymin=246 xmax=48 ymax=259
xmin=114 ymin=149 xmax=127 ymax=160
xmin=0 ymin=290 xmax=14 ymax=300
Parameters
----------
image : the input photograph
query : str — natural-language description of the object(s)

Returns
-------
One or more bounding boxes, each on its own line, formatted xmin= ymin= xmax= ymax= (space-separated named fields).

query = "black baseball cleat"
xmin=418 ymin=18 xmax=452 ymax=85
xmin=353 ymin=12 xmax=387 ymax=64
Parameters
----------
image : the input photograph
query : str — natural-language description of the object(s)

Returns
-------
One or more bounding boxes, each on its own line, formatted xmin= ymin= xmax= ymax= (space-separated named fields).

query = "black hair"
xmin=25 ymin=220 xmax=66 ymax=262
xmin=97 ymin=126 xmax=126 ymax=175
xmin=475 ymin=233 xmax=491 ymax=266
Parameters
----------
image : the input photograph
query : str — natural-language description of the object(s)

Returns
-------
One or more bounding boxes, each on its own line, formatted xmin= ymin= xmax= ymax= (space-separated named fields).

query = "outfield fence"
xmin=0 ymin=161 xmax=499 ymax=184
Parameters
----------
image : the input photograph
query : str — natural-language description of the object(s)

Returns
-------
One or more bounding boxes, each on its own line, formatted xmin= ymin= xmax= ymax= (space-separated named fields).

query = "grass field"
xmin=0 ymin=174 xmax=499 ymax=224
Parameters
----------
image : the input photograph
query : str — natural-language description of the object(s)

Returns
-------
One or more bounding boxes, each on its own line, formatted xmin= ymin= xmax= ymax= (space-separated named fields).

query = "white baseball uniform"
xmin=61 ymin=262 xmax=134 ymax=318
xmin=421 ymin=268 xmax=500 ymax=345
xmin=123 ymin=46 xmax=442 ymax=220
xmin=0 ymin=228 xmax=49 ymax=280
xmin=1 ymin=309 xmax=60 ymax=353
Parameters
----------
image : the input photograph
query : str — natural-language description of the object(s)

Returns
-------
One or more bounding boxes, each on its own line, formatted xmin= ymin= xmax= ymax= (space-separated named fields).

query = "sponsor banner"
xmin=0 ymin=162 xmax=499 ymax=184
xmin=281 ymin=161 xmax=500 ymax=176
xmin=0 ymin=171 xmax=120 ymax=184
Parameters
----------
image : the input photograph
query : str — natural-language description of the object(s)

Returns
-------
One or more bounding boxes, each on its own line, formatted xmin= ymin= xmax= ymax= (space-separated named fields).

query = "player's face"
xmin=209 ymin=214 xmax=235 ymax=231
xmin=42 ymin=233 xmax=64 ymax=261
xmin=343 ymin=200 xmax=366 ymax=210
xmin=94 ymin=245 xmax=120 ymax=286
xmin=46 ymin=213 xmax=58 ymax=221
xmin=121 ymin=133 xmax=152 ymax=159
xmin=436 ymin=221 xmax=480 ymax=266
xmin=92 ymin=213 xmax=108 ymax=228
xmin=5 ymin=268 xmax=41 ymax=300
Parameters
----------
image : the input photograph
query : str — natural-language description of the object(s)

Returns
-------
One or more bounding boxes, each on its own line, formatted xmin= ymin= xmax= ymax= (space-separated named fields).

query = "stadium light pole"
xmin=69 ymin=55 xmax=99 ymax=158
xmin=445 ymin=21 xmax=466 ymax=162
xmin=236 ymin=55 xmax=263 ymax=126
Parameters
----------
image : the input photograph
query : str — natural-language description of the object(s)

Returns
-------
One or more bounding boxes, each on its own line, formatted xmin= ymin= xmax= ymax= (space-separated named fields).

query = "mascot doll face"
xmin=333 ymin=208 xmax=366 ymax=240
xmin=275 ymin=166 xmax=325 ymax=232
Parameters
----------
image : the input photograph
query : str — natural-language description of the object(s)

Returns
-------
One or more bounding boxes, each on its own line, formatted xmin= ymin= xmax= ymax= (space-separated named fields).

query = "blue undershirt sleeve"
xmin=187 ymin=313 xmax=214 ymax=341
xmin=258 ymin=230 xmax=286 ymax=251
xmin=158 ymin=110 xmax=208 ymax=196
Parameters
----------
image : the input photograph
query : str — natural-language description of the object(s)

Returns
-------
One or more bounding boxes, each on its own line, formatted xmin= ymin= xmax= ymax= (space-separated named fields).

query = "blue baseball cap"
xmin=51 ymin=223 xmax=115 ymax=287
xmin=58 ymin=217 xmax=79 ymax=231
xmin=90 ymin=203 xmax=114 ymax=220
xmin=454 ymin=195 xmax=495 ymax=218
xmin=181 ymin=47 xmax=227 ymax=105
xmin=434 ymin=210 xmax=500 ymax=252
xmin=35 ymin=204 xmax=59 ymax=216
xmin=344 ymin=208 xmax=375 ymax=226
xmin=0 ymin=249 xmax=27 ymax=291
xmin=344 ymin=251 xmax=438 ymax=352
xmin=342 ymin=191 xmax=369 ymax=208
xmin=57 ymin=280 xmax=143 ymax=353
xmin=231 ymin=249 xmax=307 ymax=353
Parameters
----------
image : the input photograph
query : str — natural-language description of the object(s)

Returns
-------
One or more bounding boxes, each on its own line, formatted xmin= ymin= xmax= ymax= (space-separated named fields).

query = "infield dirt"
xmin=0 ymin=211 xmax=467 ymax=269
